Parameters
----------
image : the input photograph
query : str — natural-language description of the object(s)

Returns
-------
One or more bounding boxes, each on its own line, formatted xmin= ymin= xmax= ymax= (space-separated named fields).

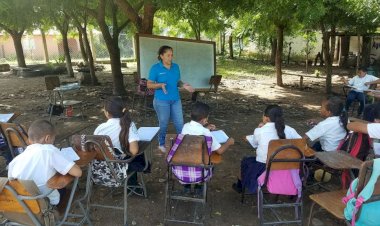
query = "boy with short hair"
xmin=178 ymin=102 xmax=234 ymax=194
xmin=8 ymin=119 xmax=82 ymax=205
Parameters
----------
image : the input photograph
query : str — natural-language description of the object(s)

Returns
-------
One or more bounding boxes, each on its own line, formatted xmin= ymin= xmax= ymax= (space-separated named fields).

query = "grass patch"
xmin=216 ymin=57 xmax=275 ymax=79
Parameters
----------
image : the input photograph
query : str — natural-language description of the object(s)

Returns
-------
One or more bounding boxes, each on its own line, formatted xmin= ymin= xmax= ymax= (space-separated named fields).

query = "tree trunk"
xmin=89 ymin=29 xmax=97 ymax=61
xmin=220 ymin=31 xmax=225 ymax=55
xmin=275 ymin=25 xmax=284 ymax=86
xmin=330 ymin=26 xmax=336 ymax=63
xmin=40 ymin=29 xmax=49 ymax=63
xmin=77 ymin=28 xmax=88 ymax=65
xmin=140 ymin=1 xmax=155 ymax=34
xmin=270 ymin=37 xmax=277 ymax=66
xmin=335 ymin=36 xmax=340 ymax=62
xmin=321 ymin=22 xmax=332 ymax=93
xmin=11 ymin=32 xmax=26 ymax=67
xmin=228 ymin=35 xmax=234 ymax=59
xmin=356 ymin=35 xmax=361 ymax=69
xmin=61 ymin=32 xmax=74 ymax=77
xmin=97 ymin=22 xmax=126 ymax=95
xmin=361 ymin=35 xmax=371 ymax=68
xmin=339 ymin=35 xmax=350 ymax=67
xmin=82 ymin=28 xmax=98 ymax=85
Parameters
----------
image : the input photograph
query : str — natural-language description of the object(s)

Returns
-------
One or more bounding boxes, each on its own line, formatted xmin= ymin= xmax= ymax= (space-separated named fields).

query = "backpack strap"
xmin=166 ymin=134 xmax=185 ymax=163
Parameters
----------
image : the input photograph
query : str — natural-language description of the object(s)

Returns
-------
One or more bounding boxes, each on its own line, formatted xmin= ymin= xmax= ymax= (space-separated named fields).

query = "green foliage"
xmin=217 ymin=57 xmax=275 ymax=79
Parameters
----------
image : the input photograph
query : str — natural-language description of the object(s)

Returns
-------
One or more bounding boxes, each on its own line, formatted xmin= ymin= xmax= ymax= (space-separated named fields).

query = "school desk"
xmin=315 ymin=150 xmax=363 ymax=170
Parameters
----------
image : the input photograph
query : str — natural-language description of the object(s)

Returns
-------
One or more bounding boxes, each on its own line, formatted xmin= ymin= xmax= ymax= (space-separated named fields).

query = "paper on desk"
xmin=0 ymin=113 xmax=14 ymax=123
xmin=138 ymin=127 xmax=160 ymax=141
xmin=246 ymin=135 xmax=257 ymax=148
xmin=211 ymin=130 xmax=229 ymax=143
xmin=60 ymin=147 xmax=80 ymax=161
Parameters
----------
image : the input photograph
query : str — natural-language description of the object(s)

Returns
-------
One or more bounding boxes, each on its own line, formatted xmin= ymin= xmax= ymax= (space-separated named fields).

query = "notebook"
xmin=246 ymin=135 xmax=256 ymax=148
xmin=60 ymin=147 xmax=80 ymax=161
xmin=138 ymin=127 xmax=160 ymax=141
xmin=211 ymin=130 xmax=229 ymax=143
xmin=0 ymin=113 xmax=15 ymax=123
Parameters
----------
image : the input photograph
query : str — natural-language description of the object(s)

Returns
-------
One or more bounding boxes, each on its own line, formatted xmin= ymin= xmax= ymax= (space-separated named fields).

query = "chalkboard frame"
xmin=136 ymin=33 xmax=216 ymax=90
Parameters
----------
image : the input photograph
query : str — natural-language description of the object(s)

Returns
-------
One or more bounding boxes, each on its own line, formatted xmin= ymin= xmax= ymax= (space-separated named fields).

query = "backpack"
xmin=342 ymin=159 xmax=380 ymax=226
xmin=338 ymin=132 xmax=371 ymax=188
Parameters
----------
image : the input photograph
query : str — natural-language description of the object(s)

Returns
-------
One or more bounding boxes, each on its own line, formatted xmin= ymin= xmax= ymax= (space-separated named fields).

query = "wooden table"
xmin=315 ymin=150 xmax=363 ymax=170
xmin=55 ymin=121 xmax=93 ymax=145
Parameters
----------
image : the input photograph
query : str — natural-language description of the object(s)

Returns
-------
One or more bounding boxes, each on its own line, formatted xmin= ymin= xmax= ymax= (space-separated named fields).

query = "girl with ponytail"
xmin=92 ymin=96 xmax=146 ymax=188
xmin=232 ymin=104 xmax=301 ymax=194
xmin=305 ymin=96 xmax=347 ymax=152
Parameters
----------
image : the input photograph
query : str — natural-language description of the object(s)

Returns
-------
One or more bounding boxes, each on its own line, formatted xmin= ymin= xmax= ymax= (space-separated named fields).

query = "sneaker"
xmin=158 ymin=145 xmax=167 ymax=153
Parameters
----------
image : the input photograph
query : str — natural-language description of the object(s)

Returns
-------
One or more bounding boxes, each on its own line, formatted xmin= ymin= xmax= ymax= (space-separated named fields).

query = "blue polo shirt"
xmin=148 ymin=61 xmax=181 ymax=101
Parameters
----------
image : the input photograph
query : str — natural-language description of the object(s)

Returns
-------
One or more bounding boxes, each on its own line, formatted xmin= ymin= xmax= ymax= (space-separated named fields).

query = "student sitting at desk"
xmin=232 ymin=104 xmax=301 ymax=194
xmin=8 ymin=119 xmax=82 ymax=205
xmin=93 ymin=96 xmax=146 ymax=188
xmin=176 ymin=101 xmax=234 ymax=194
xmin=305 ymin=96 xmax=348 ymax=152
xmin=341 ymin=67 xmax=378 ymax=117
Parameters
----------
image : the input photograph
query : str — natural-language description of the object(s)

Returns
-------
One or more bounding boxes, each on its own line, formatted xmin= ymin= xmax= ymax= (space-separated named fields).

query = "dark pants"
xmin=127 ymin=154 xmax=151 ymax=185
xmin=312 ymin=141 xmax=323 ymax=152
xmin=346 ymin=90 xmax=366 ymax=115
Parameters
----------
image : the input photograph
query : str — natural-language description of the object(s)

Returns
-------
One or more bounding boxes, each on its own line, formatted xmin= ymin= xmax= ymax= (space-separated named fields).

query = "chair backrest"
xmin=0 ymin=178 xmax=50 ymax=226
xmin=209 ymin=75 xmax=222 ymax=92
xmin=45 ymin=75 xmax=60 ymax=91
xmin=0 ymin=122 xmax=29 ymax=157
xmin=71 ymin=135 xmax=115 ymax=166
xmin=169 ymin=135 xmax=211 ymax=166
xmin=266 ymin=139 xmax=308 ymax=170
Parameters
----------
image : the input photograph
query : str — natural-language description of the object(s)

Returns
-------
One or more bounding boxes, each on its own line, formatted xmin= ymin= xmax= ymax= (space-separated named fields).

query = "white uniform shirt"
xmin=348 ymin=74 xmax=378 ymax=92
xmin=181 ymin=120 xmax=222 ymax=152
xmin=8 ymin=144 xmax=75 ymax=205
xmin=367 ymin=123 xmax=380 ymax=155
xmin=94 ymin=118 xmax=140 ymax=151
xmin=306 ymin=116 xmax=347 ymax=152
xmin=251 ymin=122 xmax=301 ymax=163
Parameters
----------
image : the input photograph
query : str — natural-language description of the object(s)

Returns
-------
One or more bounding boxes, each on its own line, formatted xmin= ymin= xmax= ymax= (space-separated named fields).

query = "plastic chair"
xmin=71 ymin=135 xmax=149 ymax=225
xmin=257 ymin=139 xmax=308 ymax=226
xmin=0 ymin=122 xmax=29 ymax=158
xmin=164 ymin=134 xmax=213 ymax=225
xmin=0 ymin=177 xmax=91 ymax=226
xmin=45 ymin=76 xmax=83 ymax=121
xmin=307 ymin=160 xmax=380 ymax=226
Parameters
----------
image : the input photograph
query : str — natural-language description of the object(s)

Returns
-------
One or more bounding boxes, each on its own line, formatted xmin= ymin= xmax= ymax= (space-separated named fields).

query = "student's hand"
xmin=161 ymin=83 xmax=167 ymax=94
xmin=226 ymin=137 xmax=235 ymax=145
xmin=365 ymin=82 xmax=371 ymax=86
xmin=183 ymin=83 xmax=194 ymax=93
xmin=206 ymin=123 xmax=216 ymax=131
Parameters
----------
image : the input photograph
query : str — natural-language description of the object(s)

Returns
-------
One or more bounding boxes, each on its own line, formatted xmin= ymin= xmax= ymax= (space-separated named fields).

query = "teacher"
xmin=147 ymin=45 xmax=194 ymax=153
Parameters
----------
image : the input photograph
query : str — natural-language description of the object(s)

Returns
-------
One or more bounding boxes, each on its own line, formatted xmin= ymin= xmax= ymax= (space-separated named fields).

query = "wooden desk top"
xmin=315 ymin=151 xmax=363 ymax=170
xmin=165 ymin=133 xmax=222 ymax=164
xmin=47 ymin=173 xmax=74 ymax=189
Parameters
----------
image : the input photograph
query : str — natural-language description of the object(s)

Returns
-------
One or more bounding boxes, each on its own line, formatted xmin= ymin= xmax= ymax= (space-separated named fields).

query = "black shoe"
xmin=232 ymin=182 xmax=242 ymax=194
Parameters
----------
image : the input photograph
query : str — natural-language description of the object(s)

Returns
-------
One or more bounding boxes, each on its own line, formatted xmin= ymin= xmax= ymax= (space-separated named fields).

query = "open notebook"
xmin=211 ymin=130 xmax=229 ymax=143
xmin=246 ymin=135 xmax=256 ymax=148
xmin=60 ymin=147 xmax=80 ymax=162
xmin=0 ymin=113 xmax=15 ymax=123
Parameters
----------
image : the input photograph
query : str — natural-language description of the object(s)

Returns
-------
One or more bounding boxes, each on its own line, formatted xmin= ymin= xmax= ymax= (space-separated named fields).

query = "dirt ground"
xmin=0 ymin=63 xmax=353 ymax=226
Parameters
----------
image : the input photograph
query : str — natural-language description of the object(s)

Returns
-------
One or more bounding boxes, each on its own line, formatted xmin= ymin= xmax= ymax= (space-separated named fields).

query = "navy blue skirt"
xmin=241 ymin=156 xmax=266 ymax=193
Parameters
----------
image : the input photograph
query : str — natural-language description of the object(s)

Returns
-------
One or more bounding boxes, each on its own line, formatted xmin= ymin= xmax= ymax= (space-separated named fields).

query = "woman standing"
xmin=147 ymin=45 xmax=194 ymax=153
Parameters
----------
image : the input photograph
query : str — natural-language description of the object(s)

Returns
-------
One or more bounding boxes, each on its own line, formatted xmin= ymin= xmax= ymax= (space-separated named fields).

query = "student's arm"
xmin=365 ymin=78 xmax=380 ymax=86
xmin=347 ymin=122 xmax=368 ymax=134
xmin=214 ymin=138 xmax=234 ymax=155
xmin=129 ymin=141 xmax=139 ymax=156
xmin=67 ymin=164 xmax=82 ymax=177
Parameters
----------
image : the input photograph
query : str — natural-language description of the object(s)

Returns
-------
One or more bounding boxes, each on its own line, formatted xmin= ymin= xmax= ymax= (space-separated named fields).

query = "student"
xmin=342 ymin=67 xmax=378 ymax=116
xmin=181 ymin=101 xmax=234 ymax=155
xmin=8 ymin=119 xmax=82 ymax=205
xmin=348 ymin=103 xmax=380 ymax=155
xmin=92 ymin=96 xmax=144 ymax=188
xmin=178 ymin=102 xmax=234 ymax=193
xmin=305 ymin=96 xmax=348 ymax=152
xmin=232 ymin=104 xmax=301 ymax=194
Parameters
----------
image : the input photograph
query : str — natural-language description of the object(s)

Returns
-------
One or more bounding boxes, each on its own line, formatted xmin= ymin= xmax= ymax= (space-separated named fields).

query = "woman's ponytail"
xmin=119 ymin=108 xmax=131 ymax=152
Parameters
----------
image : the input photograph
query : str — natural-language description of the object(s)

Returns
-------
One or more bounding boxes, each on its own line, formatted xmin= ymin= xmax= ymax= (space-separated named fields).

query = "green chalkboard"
xmin=136 ymin=34 xmax=216 ymax=89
